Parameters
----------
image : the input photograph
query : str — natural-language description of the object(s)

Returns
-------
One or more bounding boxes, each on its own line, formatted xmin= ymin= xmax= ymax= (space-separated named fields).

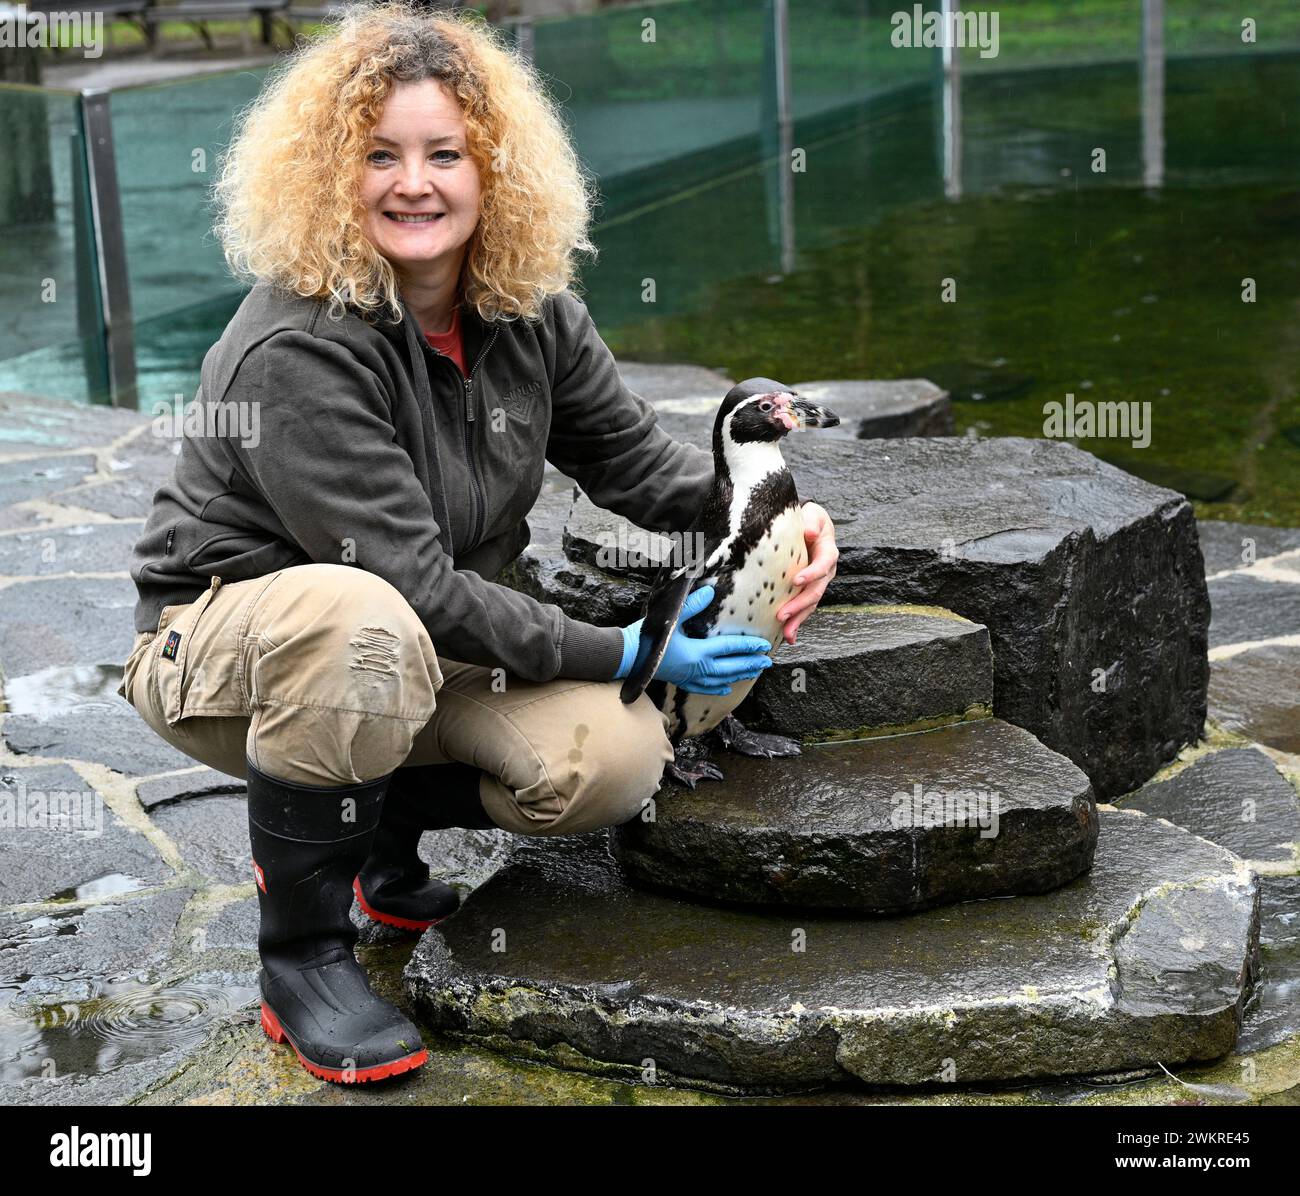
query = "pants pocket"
xmin=118 ymin=631 xmax=157 ymax=703
xmin=151 ymin=578 xmax=232 ymax=728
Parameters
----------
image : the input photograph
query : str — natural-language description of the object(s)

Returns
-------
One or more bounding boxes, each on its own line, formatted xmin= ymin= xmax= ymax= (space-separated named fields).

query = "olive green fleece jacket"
xmin=128 ymin=280 xmax=716 ymax=683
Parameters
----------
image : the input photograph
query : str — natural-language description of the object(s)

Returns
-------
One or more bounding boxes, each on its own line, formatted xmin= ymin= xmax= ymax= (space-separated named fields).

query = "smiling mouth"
xmin=385 ymin=212 xmax=445 ymax=224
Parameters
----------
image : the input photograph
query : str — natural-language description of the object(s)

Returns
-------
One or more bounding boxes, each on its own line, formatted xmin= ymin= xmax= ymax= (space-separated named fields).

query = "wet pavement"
xmin=0 ymin=386 xmax=1297 ymax=1106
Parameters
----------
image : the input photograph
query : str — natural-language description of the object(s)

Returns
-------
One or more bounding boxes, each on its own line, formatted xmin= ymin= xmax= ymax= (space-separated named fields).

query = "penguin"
xmin=619 ymin=377 xmax=839 ymax=787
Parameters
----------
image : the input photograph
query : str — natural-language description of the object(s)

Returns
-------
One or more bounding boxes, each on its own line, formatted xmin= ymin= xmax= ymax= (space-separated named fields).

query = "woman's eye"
xmin=365 ymin=148 xmax=460 ymax=166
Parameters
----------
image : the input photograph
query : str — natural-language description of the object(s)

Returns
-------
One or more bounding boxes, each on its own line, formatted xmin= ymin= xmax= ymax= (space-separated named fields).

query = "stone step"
xmin=731 ymin=603 xmax=992 ymax=741
xmin=519 ymin=436 xmax=1211 ymax=799
xmin=787 ymin=379 xmax=954 ymax=439
xmin=613 ymin=718 xmax=1095 ymax=911
xmin=403 ymin=809 xmax=1260 ymax=1094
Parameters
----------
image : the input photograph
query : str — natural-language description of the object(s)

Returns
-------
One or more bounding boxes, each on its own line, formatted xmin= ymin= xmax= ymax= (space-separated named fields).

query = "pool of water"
xmin=7 ymin=48 xmax=1294 ymax=525
xmin=594 ymin=52 xmax=1300 ymax=525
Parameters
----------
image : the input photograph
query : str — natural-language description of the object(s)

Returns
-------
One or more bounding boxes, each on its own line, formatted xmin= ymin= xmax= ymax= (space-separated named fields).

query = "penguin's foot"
xmin=663 ymin=740 xmax=725 ymax=788
xmin=711 ymin=715 xmax=803 ymax=759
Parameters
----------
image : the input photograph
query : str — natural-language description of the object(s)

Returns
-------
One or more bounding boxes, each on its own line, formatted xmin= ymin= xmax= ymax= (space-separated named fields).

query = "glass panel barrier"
xmin=109 ymin=66 xmax=271 ymax=417
xmin=0 ymin=85 xmax=108 ymax=407
xmin=562 ymin=0 xmax=786 ymax=328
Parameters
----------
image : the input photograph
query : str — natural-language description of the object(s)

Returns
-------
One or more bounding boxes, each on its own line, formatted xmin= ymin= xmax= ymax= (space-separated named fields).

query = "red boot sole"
xmin=351 ymin=875 xmax=446 ymax=932
xmin=260 ymin=1002 xmax=427 ymax=1084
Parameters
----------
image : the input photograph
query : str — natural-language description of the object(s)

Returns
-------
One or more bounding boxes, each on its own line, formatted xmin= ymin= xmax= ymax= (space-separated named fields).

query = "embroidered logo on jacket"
xmin=502 ymin=379 xmax=544 ymax=408
xmin=161 ymin=630 xmax=182 ymax=661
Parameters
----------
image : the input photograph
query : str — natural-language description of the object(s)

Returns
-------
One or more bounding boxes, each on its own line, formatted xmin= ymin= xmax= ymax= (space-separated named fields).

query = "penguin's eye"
xmin=759 ymin=400 xmax=773 ymax=412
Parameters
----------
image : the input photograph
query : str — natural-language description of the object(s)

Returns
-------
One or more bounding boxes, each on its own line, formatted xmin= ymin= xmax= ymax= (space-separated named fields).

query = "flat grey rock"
xmin=0 ymin=764 xmax=174 ymax=904
xmin=54 ymin=429 xmax=179 ymax=520
xmin=418 ymin=828 xmax=518 ymax=895
xmin=527 ymin=437 xmax=1210 ymax=798
xmin=151 ymin=796 xmax=252 ymax=887
xmin=0 ymin=887 xmax=191 ymax=1008
xmin=613 ymin=718 xmax=1096 ymax=911
xmin=788 ymin=379 xmax=954 ymax=439
xmin=730 ymin=603 xmax=991 ymax=740
xmin=57 ymin=479 xmax=153 ymax=519
xmin=506 ymin=489 xmax=648 ymax=627
xmin=632 ymin=376 xmax=953 ymax=445
xmin=0 ymin=965 xmax=258 ymax=1107
xmin=1207 ymin=573 xmax=1300 ymax=648
xmin=136 ymin=768 xmax=245 ymax=811
xmin=618 ymin=362 xmax=734 ymax=406
xmin=1239 ymin=876 xmax=1300 ymax=1053
xmin=0 ymin=504 xmax=56 ymax=532
xmin=1209 ymin=643 xmax=1300 ymax=754
xmin=0 ymin=887 xmax=260 ymax=1105
xmin=563 ymin=490 xmax=682 ymax=583
xmin=0 ymin=521 xmax=141 ymax=577
xmin=405 ymin=809 xmax=1258 ymax=1092
xmin=518 ymin=479 xmax=574 ymax=557
xmin=0 ymin=576 xmax=170 ymax=773
xmin=201 ymin=895 xmax=260 ymax=953
xmin=1115 ymin=748 xmax=1300 ymax=863
xmin=0 ymin=576 xmax=137 ymax=675
xmin=1196 ymin=520 xmax=1300 ymax=576
xmin=0 ymin=455 xmax=98 ymax=516
xmin=0 ymin=393 xmax=143 ymax=453
xmin=2 ymin=662 xmax=194 ymax=777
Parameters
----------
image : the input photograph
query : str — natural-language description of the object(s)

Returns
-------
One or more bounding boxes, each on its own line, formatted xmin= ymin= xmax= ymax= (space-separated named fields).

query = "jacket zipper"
xmin=428 ymin=325 xmax=499 ymax=549
xmin=463 ymin=327 xmax=499 ymax=549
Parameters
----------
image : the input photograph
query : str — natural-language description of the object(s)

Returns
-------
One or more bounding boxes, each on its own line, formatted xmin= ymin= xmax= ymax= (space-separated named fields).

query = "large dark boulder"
xmin=789 ymin=437 xmax=1210 ymax=798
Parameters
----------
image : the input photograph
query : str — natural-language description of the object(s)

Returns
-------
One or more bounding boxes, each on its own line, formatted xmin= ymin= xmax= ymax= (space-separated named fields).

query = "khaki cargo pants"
xmin=119 ymin=564 xmax=674 ymax=836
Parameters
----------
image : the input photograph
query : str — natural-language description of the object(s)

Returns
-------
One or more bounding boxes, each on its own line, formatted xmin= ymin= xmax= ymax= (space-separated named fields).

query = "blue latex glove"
xmin=615 ymin=584 xmax=774 ymax=696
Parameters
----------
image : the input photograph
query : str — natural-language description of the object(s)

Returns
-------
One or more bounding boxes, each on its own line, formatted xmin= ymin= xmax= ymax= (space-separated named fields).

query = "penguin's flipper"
xmin=618 ymin=565 xmax=700 ymax=705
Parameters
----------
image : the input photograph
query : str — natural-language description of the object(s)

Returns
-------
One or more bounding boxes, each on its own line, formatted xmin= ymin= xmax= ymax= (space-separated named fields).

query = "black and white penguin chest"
xmin=650 ymin=444 xmax=807 ymax=742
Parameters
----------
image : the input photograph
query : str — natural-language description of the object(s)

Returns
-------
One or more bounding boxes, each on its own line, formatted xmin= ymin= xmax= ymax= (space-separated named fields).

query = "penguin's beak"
xmin=789 ymin=396 xmax=840 ymax=430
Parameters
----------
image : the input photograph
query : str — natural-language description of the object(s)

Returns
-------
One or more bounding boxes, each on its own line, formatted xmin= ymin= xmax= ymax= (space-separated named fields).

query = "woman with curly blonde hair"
xmin=120 ymin=2 xmax=838 ymax=1083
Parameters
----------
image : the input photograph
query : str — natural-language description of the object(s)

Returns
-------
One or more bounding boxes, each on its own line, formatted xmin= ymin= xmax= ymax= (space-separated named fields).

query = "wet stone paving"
xmin=0 ymin=380 xmax=1297 ymax=1106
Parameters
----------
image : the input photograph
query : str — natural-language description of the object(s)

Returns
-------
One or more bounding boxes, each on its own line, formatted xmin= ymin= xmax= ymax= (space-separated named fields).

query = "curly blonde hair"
xmin=213 ymin=1 xmax=597 ymax=324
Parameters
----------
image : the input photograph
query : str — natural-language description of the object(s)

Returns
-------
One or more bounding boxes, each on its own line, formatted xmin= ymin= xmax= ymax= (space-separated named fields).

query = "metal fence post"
xmin=79 ymin=87 xmax=136 ymax=409
xmin=508 ymin=16 xmax=534 ymax=61
xmin=1141 ymin=0 xmax=1165 ymax=189
xmin=940 ymin=0 xmax=962 ymax=199
xmin=759 ymin=0 xmax=794 ymax=275
xmin=773 ymin=0 xmax=794 ymax=274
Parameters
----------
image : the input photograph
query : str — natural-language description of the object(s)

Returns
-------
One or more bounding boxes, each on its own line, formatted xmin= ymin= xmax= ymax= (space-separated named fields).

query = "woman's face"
xmin=359 ymin=79 xmax=482 ymax=282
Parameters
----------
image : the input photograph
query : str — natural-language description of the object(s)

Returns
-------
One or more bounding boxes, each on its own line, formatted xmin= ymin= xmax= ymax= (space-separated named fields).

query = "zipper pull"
xmin=464 ymin=377 xmax=475 ymax=423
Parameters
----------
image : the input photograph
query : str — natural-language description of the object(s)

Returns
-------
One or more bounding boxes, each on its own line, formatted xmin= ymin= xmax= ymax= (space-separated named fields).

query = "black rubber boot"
xmin=354 ymin=762 xmax=495 ymax=932
xmin=246 ymin=759 xmax=427 ymax=1084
